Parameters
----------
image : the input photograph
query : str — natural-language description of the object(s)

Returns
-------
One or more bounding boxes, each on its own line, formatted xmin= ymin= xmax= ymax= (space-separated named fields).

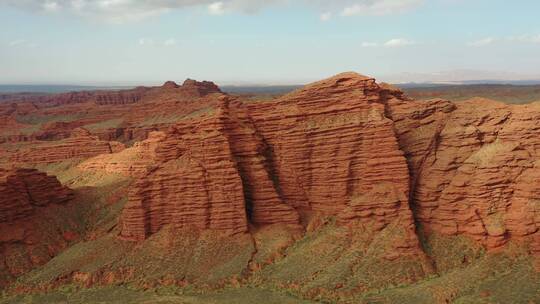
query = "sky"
xmin=0 ymin=0 xmax=540 ymax=85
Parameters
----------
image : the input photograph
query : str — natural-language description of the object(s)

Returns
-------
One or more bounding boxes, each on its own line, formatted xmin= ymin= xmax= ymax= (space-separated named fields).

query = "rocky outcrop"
xmin=0 ymin=168 xmax=73 ymax=223
xmin=118 ymin=73 xmax=539 ymax=257
xmin=118 ymin=73 xmax=420 ymax=259
xmin=119 ymin=98 xmax=300 ymax=241
xmin=0 ymin=168 xmax=75 ymax=287
xmin=32 ymin=88 xmax=149 ymax=107
xmin=2 ymin=72 xmax=539 ymax=293
xmin=180 ymin=79 xmax=222 ymax=96
xmin=244 ymin=73 xmax=420 ymax=256
xmin=11 ymin=128 xmax=125 ymax=164
xmin=119 ymin=105 xmax=250 ymax=241
xmin=78 ymin=131 xmax=166 ymax=177
xmin=388 ymin=97 xmax=540 ymax=251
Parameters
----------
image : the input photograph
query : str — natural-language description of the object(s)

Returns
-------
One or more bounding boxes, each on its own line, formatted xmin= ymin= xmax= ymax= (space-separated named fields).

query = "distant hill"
xmin=0 ymin=85 xmax=133 ymax=94
xmin=402 ymin=84 xmax=540 ymax=104
xmin=2 ymin=83 xmax=540 ymax=105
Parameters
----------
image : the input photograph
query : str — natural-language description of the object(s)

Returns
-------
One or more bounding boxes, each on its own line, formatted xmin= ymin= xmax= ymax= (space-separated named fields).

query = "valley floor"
xmin=0 ymin=287 xmax=317 ymax=304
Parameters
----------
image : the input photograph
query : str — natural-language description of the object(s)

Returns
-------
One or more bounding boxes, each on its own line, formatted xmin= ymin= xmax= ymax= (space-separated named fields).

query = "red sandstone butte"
xmin=117 ymin=73 xmax=422 ymax=258
xmin=116 ymin=72 xmax=539 ymax=257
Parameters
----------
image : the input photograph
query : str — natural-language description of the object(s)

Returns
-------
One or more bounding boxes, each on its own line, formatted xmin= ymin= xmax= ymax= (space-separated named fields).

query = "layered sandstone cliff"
xmin=119 ymin=97 xmax=300 ymax=241
xmin=78 ymin=131 xmax=166 ymax=177
xmin=388 ymin=97 xmax=540 ymax=252
xmin=0 ymin=168 xmax=73 ymax=223
xmin=11 ymin=128 xmax=125 ymax=164
xmin=0 ymin=168 xmax=74 ymax=286
xmin=116 ymin=73 xmax=422 ymax=259
xmin=115 ymin=73 xmax=539 ymax=258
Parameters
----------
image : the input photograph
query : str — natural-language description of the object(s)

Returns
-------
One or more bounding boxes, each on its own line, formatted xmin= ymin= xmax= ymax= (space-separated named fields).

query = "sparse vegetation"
xmin=83 ymin=118 xmax=124 ymax=132
xmin=403 ymin=84 xmax=540 ymax=104
xmin=14 ymin=113 xmax=85 ymax=125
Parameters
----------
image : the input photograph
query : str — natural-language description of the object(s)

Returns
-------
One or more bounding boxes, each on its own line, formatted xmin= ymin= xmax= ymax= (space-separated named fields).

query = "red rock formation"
xmin=118 ymin=73 xmax=420 ymax=259
xmin=0 ymin=168 xmax=73 ymax=223
xmin=162 ymin=81 xmax=180 ymax=89
xmin=3 ymin=72 xmax=539 ymax=264
xmin=245 ymin=73 xmax=417 ymax=249
xmin=388 ymin=97 xmax=540 ymax=251
xmin=0 ymin=168 xmax=74 ymax=286
xmin=119 ymin=98 xmax=300 ymax=241
xmin=78 ymin=131 xmax=166 ymax=177
xmin=119 ymin=106 xmax=249 ymax=241
xmin=180 ymin=79 xmax=222 ymax=96
xmin=11 ymin=128 xmax=125 ymax=164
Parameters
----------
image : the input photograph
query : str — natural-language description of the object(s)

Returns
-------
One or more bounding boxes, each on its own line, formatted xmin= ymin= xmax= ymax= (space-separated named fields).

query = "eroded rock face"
xmin=181 ymin=79 xmax=222 ymax=96
xmin=78 ymin=131 xmax=166 ymax=177
xmin=0 ymin=168 xmax=74 ymax=286
xmin=11 ymin=128 xmax=125 ymax=164
xmin=248 ymin=73 xmax=411 ymax=219
xmin=0 ymin=168 xmax=73 ymax=223
xmin=118 ymin=73 xmax=421 ymax=259
xmin=388 ymin=97 xmax=540 ymax=251
xmin=119 ymin=99 xmax=300 ymax=241
xmin=117 ymin=72 xmax=540 ymax=257
xmin=243 ymin=73 xmax=421 ymax=258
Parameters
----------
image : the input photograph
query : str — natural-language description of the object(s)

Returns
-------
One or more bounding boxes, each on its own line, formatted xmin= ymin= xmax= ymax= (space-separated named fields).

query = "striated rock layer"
xmin=2 ymin=72 xmax=539 ymax=297
xmin=388 ymin=97 xmax=540 ymax=252
xmin=118 ymin=73 xmax=422 ymax=259
xmin=117 ymin=73 xmax=539 ymax=257
xmin=0 ymin=168 xmax=73 ymax=223
xmin=10 ymin=128 xmax=125 ymax=164
xmin=78 ymin=131 xmax=167 ymax=177
xmin=0 ymin=168 xmax=74 ymax=287
xmin=119 ymin=98 xmax=300 ymax=241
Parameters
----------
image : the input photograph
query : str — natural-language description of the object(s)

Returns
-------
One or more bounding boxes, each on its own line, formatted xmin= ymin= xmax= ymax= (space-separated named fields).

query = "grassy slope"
xmin=1 ymin=158 xmax=538 ymax=303
xmin=0 ymin=286 xmax=317 ymax=304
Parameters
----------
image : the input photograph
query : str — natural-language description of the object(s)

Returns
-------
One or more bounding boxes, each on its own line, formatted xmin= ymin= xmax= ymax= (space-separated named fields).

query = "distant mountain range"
xmin=2 ymin=80 xmax=540 ymax=96
xmin=0 ymin=85 xmax=134 ymax=94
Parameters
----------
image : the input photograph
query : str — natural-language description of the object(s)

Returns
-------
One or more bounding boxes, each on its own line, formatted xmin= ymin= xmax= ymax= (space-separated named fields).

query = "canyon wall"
xmin=388 ymin=97 xmax=540 ymax=252
xmin=1 ymin=72 xmax=538 ymax=293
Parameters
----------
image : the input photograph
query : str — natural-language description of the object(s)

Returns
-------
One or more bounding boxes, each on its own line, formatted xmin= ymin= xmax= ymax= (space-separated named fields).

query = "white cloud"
xmin=42 ymin=1 xmax=61 ymax=12
xmin=208 ymin=1 xmax=225 ymax=15
xmin=361 ymin=42 xmax=378 ymax=47
xmin=341 ymin=0 xmax=423 ymax=16
xmin=70 ymin=0 xmax=87 ymax=11
xmin=319 ymin=12 xmax=331 ymax=21
xmin=468 ymin=37 xmax=496 ymax=47
xmin=384 ymin=38 xmax=415 ymax=47
xmin=138 ymin=38 xmax=179 ymax=47
xmin=138 ymin=38 xmax=154 ymax=46
xmin=163 ymin=38 xmax=177 ymax=46
xmin=1 ymin=0 xmax=425 ymax=23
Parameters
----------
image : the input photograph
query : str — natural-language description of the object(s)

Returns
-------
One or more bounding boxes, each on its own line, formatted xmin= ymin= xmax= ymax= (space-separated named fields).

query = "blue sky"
xmin=1 ymin=0 xmax=539 ymax=85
